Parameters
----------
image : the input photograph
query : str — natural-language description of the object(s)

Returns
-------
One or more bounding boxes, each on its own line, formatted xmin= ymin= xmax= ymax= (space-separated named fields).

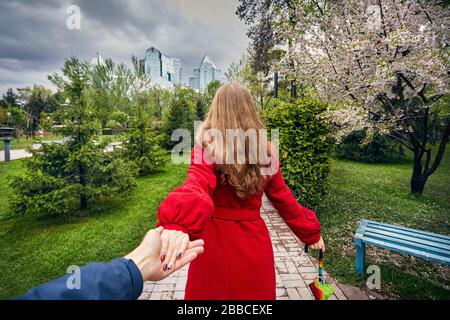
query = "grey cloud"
xmin=0 ymin=0 xmax=249 ymax=93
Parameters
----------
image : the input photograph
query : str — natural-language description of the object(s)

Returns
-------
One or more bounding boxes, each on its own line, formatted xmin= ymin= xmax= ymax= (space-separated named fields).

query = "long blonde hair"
xmin=196 ymin=82 xmax=271 ymax=199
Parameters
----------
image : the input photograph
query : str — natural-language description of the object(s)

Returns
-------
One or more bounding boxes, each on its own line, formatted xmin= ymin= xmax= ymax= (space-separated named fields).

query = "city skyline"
xmin=0 ymin=0 xmax=249 ymax=93
xmin=137 ymin=46 xmax=223 ymax=90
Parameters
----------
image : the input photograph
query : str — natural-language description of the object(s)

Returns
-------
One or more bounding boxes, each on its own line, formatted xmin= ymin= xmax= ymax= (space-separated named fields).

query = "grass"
xmin=0 ymin=134 xmax=123 ymax=151
xmin=316 ymin=148 xmax=450 ymax=299
xmin=0 ymin=135 xmax=63 ymax=151
xmin=0 ymin=157 xmax=188 ymax=299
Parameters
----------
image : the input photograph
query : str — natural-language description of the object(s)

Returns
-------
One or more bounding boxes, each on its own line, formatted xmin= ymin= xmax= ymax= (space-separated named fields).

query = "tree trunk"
xmin=410 ymin=171 xmax=427 ymax=194
xmin=273 ymin=72 xmax=278 ymax=99
xmin=410 ymin=147 xmax=428 ymax=194
xmin=80 ymin=193 xmax=88 ymax=210
xmin=290 ymin=80 xmax=297 ymax=101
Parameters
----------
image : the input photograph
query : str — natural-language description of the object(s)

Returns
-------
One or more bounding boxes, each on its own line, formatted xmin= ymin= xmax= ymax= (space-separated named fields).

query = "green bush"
xmin=262 ymin=98 xmax=332 ymax=209
xmin=335 ymin=130 xmax=405 ymax=163
xmin=162 ymin=87 xmax=197 ymax=149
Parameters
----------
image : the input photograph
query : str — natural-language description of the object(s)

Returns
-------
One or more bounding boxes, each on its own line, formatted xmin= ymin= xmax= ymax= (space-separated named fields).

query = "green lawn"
xmin=316 ymin=148 xmax=450 ymax=299
xmin=0 ymin=158 xmax=188 ymax=299
xmin=0 ymin=135 xmax=63 ymax=151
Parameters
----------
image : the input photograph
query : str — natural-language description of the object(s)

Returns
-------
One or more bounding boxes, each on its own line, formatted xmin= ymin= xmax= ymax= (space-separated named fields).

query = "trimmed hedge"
xmin=262 ymin=98 xmax=332 ymax=209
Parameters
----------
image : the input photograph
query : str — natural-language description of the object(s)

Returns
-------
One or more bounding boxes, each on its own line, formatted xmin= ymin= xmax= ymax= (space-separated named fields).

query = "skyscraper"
xmin=139 ymin=47 xmax=182 ymax=89
xmin=189 ymin=54 xmax=222 ymax=92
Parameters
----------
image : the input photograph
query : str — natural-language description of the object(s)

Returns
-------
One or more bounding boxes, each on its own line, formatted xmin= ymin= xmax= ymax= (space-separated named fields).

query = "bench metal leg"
xmin=355 ymin=238 xmax=365 ymax=277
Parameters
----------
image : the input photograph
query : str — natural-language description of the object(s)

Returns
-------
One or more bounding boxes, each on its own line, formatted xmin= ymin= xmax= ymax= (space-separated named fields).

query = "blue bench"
xmin=354 ymin=219 xmax=450 ymax=276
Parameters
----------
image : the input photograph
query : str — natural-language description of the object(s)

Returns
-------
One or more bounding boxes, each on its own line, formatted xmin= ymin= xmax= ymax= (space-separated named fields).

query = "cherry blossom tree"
xmin=280 ymin=0 xmax=449 ymax=194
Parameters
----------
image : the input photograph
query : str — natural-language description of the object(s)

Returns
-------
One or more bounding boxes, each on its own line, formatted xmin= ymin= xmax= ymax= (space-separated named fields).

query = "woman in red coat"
xmin=156 ymin=82 xmax=325 ymax=300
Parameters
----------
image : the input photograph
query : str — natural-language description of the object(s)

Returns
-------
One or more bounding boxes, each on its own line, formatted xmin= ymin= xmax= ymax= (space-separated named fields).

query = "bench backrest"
xmin=355 ymin=219 xmax=450 ymax=266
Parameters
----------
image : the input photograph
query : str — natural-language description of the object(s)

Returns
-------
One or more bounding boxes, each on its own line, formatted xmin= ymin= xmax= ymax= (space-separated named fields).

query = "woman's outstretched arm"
xmin=157 ymin=144 xmax=217 ymax=240
xmin=264 ymin=163 xmax=322 ymax=246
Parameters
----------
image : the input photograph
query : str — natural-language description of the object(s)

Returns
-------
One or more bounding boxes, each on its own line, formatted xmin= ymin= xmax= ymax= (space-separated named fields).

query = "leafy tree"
xmin=147 ymin=87 xmax=173 ymax=121
xmin=17 ymin=85 xmax=58 ymax=138
xmin=236 ymin=0 xmax=294 ymax=74
xmin=0 ymin=88 xmax=19 ymax=108
xmin=195 ymin=80 xmax=222 ymax=120
xmin=107 ymin=110 xmax=129 ymax=134
xmin=9 ymin=57 xmax=137 ymax=215
xmin=87 ymin=58 xmax=133 ymax=126
xmin=225 ymin=55 xmax=272 ymax=108
xmin=281 ymin=0 xmax=449 ymax=194
xmin=162 ymin=87 xmax=197 ymax=149
xmin=123 ymin=106 xmax=166 ymax=176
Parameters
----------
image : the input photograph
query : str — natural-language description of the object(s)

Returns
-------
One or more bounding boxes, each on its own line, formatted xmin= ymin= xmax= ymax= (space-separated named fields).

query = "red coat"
xmin=157 ymin=145 xmax=321 ymax=300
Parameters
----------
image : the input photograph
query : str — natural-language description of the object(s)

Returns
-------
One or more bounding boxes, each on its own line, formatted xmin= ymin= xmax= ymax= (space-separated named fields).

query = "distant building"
xmin=90 ymin=52 xmax=106 ymax=67
xmin=139 ymin=47 xmax=182 ymax=89
xmin=189 ymin=54 xmax=222 ymax=92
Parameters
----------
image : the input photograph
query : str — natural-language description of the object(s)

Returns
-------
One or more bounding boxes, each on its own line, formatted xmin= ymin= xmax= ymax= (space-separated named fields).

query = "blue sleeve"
xmin=16 ymin=258 xmax=143 ymax=300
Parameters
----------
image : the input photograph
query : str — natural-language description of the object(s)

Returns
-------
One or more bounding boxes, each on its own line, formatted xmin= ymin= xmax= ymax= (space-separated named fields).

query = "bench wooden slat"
xmin=356 ymin=235 xmax=450 ymax=265
xmin=360 ymin=219 xmax=450 ymax=243
xmin=360 ymin=223 xmax=450 ymax=245
xmin=356 ymin=229 xmax=450 ymax=257
xmin=357 ymin=226 xmax=450 ymax=251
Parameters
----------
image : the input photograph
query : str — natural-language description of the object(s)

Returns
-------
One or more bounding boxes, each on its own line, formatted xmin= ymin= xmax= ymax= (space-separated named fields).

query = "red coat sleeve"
xmin=264 ymin=163 xmax=321 ymax=245
xmin=157 ymin=145 xmax=216 ymax=240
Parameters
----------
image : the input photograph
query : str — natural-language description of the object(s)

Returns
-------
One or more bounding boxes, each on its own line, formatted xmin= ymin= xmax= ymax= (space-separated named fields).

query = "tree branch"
xmin=387 ymin=132 xmax=414 ymax=151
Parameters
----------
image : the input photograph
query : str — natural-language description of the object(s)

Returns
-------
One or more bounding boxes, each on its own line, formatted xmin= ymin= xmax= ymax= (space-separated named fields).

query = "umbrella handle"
xmin=304 ymin=245 xmax=323 ymax=257
xmin=304 ymin=245 xmax=325 ymax=284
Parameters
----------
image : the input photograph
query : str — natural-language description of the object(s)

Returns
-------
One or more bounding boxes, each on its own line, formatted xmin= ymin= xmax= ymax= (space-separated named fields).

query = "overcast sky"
xmin=0 ymin=0 xmax=249 ymax=94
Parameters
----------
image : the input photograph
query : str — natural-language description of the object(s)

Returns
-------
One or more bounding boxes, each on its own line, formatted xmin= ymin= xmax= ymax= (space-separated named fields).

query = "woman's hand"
xmin=125 ymin=227 xmax=204 ymax=282
xmin=160 ymin=229 xmax=190 ymax=271
xmin=308 ymin=236 xmax=325 ymax=252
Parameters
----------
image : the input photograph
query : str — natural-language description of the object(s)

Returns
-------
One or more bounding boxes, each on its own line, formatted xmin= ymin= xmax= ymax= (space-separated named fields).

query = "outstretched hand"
xmin=125 ymin=227 xmax=204 ymax=282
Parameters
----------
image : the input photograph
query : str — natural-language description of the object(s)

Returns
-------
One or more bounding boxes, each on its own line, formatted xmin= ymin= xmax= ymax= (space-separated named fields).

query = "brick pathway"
xmin=139 ymin=196 xmax=348 ymax=300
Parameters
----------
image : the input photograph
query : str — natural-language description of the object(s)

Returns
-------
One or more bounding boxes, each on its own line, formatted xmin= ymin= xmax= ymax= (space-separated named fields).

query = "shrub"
xmin=162 ymin=87 xmax=197 ymax=149
xmin=262 ymin=98 xmax=332 ymax=209
xmin=335 ymin=130 xmax=405 ymax=163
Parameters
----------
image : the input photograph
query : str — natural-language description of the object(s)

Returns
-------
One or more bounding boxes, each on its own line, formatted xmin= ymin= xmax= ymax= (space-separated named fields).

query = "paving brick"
xmin=286 ymin=288 xmax=301 ymax=300
xmin=173 ymin=291 xmax=185 ymax=300
xmin=153 ymin=284 xmax=175 ymax=292
xmin=299 ymin=266 xmax=317 ymax=273
xmin=297 ymin=287 xmax=314 ymax=300
xmin=285 ymin=261 xmax=298 ymax=274
xmin=142 ymin=283 xmax=155 ymax=292
xmin=276 ymin=287 xmax=287 ymax=297
xmin=149 ymin=291 xmax=162 ymax=300
xmin=280 ymin=273 xmax=302 ymax=281
xmin=175 ymin=276 xmax=188 ymax=291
